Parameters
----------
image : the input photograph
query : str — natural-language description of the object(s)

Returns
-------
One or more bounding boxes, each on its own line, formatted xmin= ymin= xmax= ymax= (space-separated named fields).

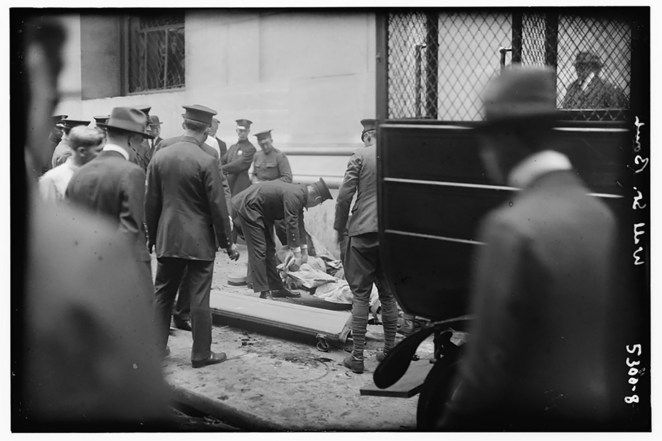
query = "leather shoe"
xmin=192 ymin=351 xmax=227 ymax=368
xmin=343 ymin=354 xmax=364 ymax=374
xmin=173 ymin=318 xmax=192 ymax=331
xmin=259 ymin=290 xmax=274 ymax=300
xmin=272 ymin=288 xmax=301 ymax=298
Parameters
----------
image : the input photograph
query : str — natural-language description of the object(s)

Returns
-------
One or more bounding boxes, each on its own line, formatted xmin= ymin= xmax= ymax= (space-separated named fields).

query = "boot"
xmin=343 ymin=354 xmax=365 ymax=374
xmin=376 ymin=348 xmax=390 ymax=362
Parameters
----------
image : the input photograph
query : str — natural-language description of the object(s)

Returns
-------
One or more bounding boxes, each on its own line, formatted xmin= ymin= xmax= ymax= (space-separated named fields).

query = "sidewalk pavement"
xmin=156 ymin=246 xmax=435 ymax=431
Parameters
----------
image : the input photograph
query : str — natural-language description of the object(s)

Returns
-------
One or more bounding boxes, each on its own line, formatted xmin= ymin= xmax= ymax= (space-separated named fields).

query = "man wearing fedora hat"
xmin=50 ymin=118 xmax=91 ymax=169
xmin=231 ymin=178 xmax=332 ymax=300
xmin=221 ymin=118 xmax=257 ymax=196
xmin=439 ymin=66 xmax=619 ymax=430
xmin=146 ymin=104 xmax=239 ymax=368
xmin=562 ymin=50 xmax=626 ymax=110
xmin=335 ymin=118 xmax=398 ymax=374
xmin=66 ymin=107 xmax=155 ymax=300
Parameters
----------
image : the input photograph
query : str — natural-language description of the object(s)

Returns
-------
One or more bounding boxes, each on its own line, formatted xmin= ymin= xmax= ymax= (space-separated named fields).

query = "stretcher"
xmin=209 ymin=291 xmax=352 ymax=351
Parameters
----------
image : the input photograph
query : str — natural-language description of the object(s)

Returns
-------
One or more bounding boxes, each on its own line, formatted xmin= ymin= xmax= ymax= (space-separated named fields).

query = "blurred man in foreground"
xmin=14 ymin=15 xmax=169 ymax=430
xmin=439 ymin=66 xmax=618 ymax=430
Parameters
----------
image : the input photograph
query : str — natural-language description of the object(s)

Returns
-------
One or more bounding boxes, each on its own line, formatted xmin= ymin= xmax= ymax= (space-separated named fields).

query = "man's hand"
xmin=292 ymin=248 xmax=303 ymax=271
xmin=226 ymin=243 xmax=240 ymax=261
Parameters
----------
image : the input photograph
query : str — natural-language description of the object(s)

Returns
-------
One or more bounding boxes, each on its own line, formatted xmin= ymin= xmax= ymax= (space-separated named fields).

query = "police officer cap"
xmin=360 ymin=118 xmax=377 ymax=140
xmin=52 ymin=114 xmax=68 ymax=126
xmin=254 ymin=129 xmax=272 ymax=141
xmin=236 ymin=119 xmax=253 ymax=129
xmin=312 ymin=178 xmax=333 ymax=202
xmin=182 ymin=104 xmax=217 ymax=125
xmin=93 ymin=115 xmax=110 ymax=125
xmin=134 ymin=105 xmax=151 ymax=116
xmin=60 ymin=119 xmax=91 ymax=130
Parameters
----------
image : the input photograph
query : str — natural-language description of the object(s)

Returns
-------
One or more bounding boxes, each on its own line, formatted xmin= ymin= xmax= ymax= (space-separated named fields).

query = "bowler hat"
xmin=235 ymin=119 xmax=253 ymax=129
xmin=573 ymin=51 xmax=602 ymax=69
xmin=182 ymin=105 xmax=217 ymax=125
xmin=98 ymin=107 xmax=153 ymax=138
xmin=360 ymin=118 xmax=377 ymax=140
xmin=481 ymin=65 xmax=560 ymax=126
xmin=254 ymin=129 xmax=272 ymax=141
xmin=148 ymin=115 xmax=163 ymax=126
xmin=312 ymin=178 xmax=333 ymax=202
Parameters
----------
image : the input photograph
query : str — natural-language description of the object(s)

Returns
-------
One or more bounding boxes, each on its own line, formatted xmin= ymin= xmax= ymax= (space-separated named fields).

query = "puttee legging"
xmin=344 ymin=233 xmax=398 ymax=358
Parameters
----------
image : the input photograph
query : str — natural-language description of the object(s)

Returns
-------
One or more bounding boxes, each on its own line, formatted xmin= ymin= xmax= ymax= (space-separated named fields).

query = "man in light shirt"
xmin=38 ymin=125 xmax=104 ymax=203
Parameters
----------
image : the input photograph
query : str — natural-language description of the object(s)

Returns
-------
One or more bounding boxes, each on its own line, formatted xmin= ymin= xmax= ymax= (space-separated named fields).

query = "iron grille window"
xmin=127 ymin=14 xmax=185 ymax=93
xmin=385 ymin=10 xmax=632 ymax=122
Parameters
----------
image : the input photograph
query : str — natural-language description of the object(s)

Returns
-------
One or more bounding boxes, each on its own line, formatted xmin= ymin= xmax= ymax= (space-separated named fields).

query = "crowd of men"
xmin=18 ymin=15 xmax=630 ymax=431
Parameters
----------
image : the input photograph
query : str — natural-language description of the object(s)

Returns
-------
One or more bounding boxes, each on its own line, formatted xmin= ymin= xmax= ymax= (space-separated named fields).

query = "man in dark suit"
xmin=66 ymin=107 xmax=155 ymax=300
xmin=221 ymin=118 xmax=256 ymax=196
xmin=143 ymin=114 xmax=163 ymax=165
xmin=153 ymin=109 xmax=233 ymax=332
xmin=145 ymin=104 xmax=239 ymax=368
xmin=334 ymin=119 xmax=399 ymax=374
xmin=440 ymin=66 xmax=619 ymax=430
xmin=562 ymin=51 xmax=627 ymax=109
xmin=231 ymin=179 xmax=332 ymax=300
xmin=206 ymin=117 xmax=227 ymax=159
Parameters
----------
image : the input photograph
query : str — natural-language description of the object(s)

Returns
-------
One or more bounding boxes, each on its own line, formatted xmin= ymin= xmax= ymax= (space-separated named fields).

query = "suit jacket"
xmin=221 ymin=139 xmax=256 ymax=195
xmin=156 ymin=135 xmax=232 ymax=214
xmin=143 ymin=136 xmax=163 ymax=165
xmin=562 ymin=75 xmax=626 ymax=109
xmin=66 ymin=150 xmax=150 ymax=262
xmin=231 ymin=180 xmax=308 ymax=248
xmin=443 ymin=170 xmax=618 ymax=430
xmin=216 ymin=137 xmax=227 ymax=158
xmin=21 ymin=192 xmax=169 ymax=428
xmin=334 ymin=145 xmax=378 ymax=236
xmin=145 ymin=136 xmax=232 ymax=260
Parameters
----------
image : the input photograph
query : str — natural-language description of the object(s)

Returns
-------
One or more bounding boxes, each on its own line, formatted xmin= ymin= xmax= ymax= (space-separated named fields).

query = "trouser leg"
xmin=344 ymin=233 xmax=380 ymax=359
xmin=274 ymin=219 xmax=288 ymax=247
xmin=186 ymin=259 xmax=215 ymax=362
xmin=264 ymin=222 xmax=283 ymax=291
xmin=242 ymin=215 xmax=269 ymax=293
xmin=375 ymin=259 xmax=398 ymax=352
xmin=174 ymin=267 xmax=191 ymax=321
xmin=136 ymin=259 xmax=154 ymax=307
xmin=154 ymin=258 xmax=187 ymax=353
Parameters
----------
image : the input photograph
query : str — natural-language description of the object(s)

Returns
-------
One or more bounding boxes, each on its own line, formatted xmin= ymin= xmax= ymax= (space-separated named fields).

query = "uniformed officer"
xmin=251 ymin=129 xmax=293 ymax=254
xmin=231 ymin=179 xmax=332 ymax=300
xmin=221 ymin=118 xmax=257 ymax=196
xmin=146 ymin=104 xmax=239 ymax=368
xmin=335 ymin=118 xmax=399 ymax=374
xmin=251 ymin=129 xmax=293 ymax=184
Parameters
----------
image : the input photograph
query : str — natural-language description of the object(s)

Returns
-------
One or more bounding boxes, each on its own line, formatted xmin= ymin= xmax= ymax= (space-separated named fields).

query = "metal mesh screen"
xmin=128 ymin=14 xmax=185 ymax=93
xmin=386 ymin=11 xmax=632 ymax=122
xmin=557 ymin=14 xmax=631 ymax=121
